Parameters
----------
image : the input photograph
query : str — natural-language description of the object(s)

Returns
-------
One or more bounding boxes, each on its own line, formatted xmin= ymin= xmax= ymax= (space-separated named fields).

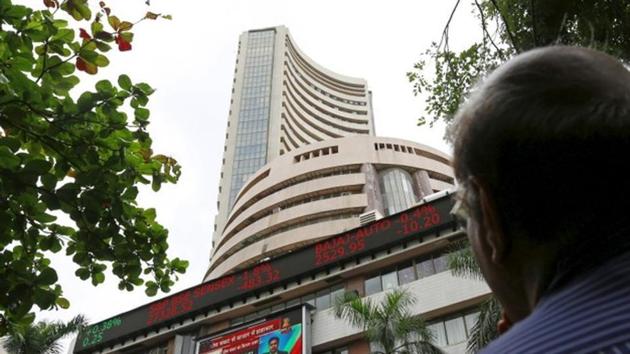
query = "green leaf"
xmin=95 ymin=80 xmax=113 ymax=93
xmin=56 ymin=297 xmax=70 ymax=309
xmin=135 ymin=82 xmax=154 ymax=95
xmin=107 ymin=15 xmax=120 ymax=30
xmin=134 ymin=108 xmax=150 ymax=121
xmin=23 ymin=158 xmax=52 ymax=175
xmin=5 ymin=5 xmax=31 ymax=18
xmin=52 ymin=28 xmax=74 ymax=42
xmin=95 ymin=40 xmax=111 ymax=52
xmin=0 ymin=146 xmax=21 ymax=170
xmin=75 ymin=268 xmax=90 ymax=280
xmin=94 ymin=54 xmax=109 ymax=67
xmin=37 ymin=268 xmax=58 ymax=286
xmin=34 ymin=289 xmax=57 ymax=309
xmin=77 ymin=92 xmax=95 ymax=111
xmin=92 ymin=272 xmax=105 ymax=285
xmin=118 ymin=74 xmax=132 ymax=90
xmin=118 ymin=21 xmax=133 ymax=31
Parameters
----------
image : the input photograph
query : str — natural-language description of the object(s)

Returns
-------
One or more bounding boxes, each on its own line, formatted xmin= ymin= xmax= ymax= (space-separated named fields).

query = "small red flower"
xmin=115 ymin=35 xmax=132 ymax=51
xmin=79 ymin=28 xmax=91 ymax=40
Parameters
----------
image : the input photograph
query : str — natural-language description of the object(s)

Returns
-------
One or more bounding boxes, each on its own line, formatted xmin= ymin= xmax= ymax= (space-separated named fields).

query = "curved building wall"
xmin=213 ymin=26 xmax=375 ymax=258
xmin=205 ymin=135 xmax=454 ymax=281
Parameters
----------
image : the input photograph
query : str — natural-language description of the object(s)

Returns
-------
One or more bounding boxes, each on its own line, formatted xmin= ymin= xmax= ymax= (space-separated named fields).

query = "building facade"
xmin=213 ymin=26 xmax=375 ymax=256
xmin=71 ymin=27 xmax=491 ymax=354
xmin=206 ymin=136 xmax=454 ymax=281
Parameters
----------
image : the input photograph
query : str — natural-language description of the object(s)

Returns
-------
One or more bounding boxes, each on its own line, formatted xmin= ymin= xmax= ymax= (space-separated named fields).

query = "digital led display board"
xmin=196 ymin=307 xmax=306 ymax=354
xmin=74 ymin=194 xmax=455 ymax=353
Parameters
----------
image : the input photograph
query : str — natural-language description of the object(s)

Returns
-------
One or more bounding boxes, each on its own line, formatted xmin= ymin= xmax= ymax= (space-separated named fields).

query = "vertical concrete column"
xmin=361 ymin=163 xmax=384 ymax=216
xmin=413 ymin=170 xmax=433 ymax=199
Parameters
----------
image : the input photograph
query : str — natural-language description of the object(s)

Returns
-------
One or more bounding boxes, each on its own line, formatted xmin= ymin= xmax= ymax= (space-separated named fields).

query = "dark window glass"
xmin=315 ymin=290 xmax=331 ymax=310
xmin=365 ymin=275 xmax=382 ymax=296
xmin=381 ymin=270 xmax=398 ymax=291
xmin=434 ymin=254 xmax=449 ymax=273
xmin=445 ymin=317 xmax=467 ymax=344
xmin=416 ymin=258 xmax=435 ymax=278
xmin=398 ymin=264 xmax=416 ymax=285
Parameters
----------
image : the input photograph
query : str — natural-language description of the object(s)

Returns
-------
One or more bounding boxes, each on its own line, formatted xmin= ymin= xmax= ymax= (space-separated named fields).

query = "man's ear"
xmin=475 ymin=180 xmax=509 ymax=264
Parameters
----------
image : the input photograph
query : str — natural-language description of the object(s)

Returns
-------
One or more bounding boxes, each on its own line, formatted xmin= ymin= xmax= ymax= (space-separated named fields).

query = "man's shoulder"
xmin=482 ymin=251 xmax=630 ymax=353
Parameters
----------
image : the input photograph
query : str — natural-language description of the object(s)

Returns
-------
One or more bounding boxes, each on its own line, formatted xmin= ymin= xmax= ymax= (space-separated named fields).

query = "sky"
xmin=14 ymin=0 xmax=480 ymax=350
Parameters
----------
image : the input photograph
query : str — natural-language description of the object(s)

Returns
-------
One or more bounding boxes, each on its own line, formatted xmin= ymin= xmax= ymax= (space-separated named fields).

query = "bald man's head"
xmin=453 ymin=46 xmax=630 ymax=244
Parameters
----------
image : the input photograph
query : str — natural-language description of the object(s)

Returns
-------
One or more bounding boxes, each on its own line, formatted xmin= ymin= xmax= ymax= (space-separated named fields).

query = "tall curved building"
xmin=213 ymin=26 xmax=375 ymax=260
xmin=206 ymin=136 xmax=454 ymax=280
xmin=72 ymin=26 xmax=491 ymax=354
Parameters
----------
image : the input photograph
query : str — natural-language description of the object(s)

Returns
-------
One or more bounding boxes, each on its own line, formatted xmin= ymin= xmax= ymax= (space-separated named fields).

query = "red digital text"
xmin=314 ymin=219 xmax=392 ymax=266
xmin=146 ymin=290 xmax=194 ymax=326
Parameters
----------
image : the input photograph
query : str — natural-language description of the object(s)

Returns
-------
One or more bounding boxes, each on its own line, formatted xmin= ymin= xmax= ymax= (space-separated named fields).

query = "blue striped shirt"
xmin=481 ymin=251 xmax=630 ymax=354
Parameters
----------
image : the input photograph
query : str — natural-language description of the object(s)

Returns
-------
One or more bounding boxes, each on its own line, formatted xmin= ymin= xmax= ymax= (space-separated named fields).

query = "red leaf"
xmin=115 ymin=36 xmax=132 ymax=51
xmin=76 ymin=57 xmax=87 ymax=72
xmin=79 ymin=28 xmax=91 ymax=40
xmin=43 ymin=0 xmax=58 ymax=8
xmin=104 ymin=7 xmax=111 ymax=15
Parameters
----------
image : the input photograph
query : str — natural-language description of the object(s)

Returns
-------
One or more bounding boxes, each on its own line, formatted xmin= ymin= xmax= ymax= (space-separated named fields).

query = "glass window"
xmin=444 ymin=317 xmax=467 ymax=344
xmin=379 ymin=168 xmax=417 ymax=215
xmin=398 ymin=264 xmax=416 ymax=285
xmin=416 ymin=258 xmax=435 ymax=278
xmin=464 ymin=312 xmax=480 ymax=335
xmin=302 ymin=294 xmax=315 ymax=307
xmin=315 ymin=290 xmax=331 ymax=310
xmin=330 ymin=286 xmax=345 ymax=305
xmin=381 ymin=270 xmax=398 ymax=291
xmin=434 ymin=254 xmax=449 ymax=274
xmin=428 ymin=322 xmax=447 ymax=347
xmin=365 ymin=275 xmax=382 ymax=296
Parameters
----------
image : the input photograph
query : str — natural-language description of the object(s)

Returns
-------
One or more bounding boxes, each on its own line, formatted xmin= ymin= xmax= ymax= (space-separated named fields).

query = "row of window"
xmin=225 ymin=165 xmax=361 ymax=232
xmin=285 ymin=60 xmax=368 ymax=115
xmin=283 ymin=97 xmax=346 ymax=141
xmin=380 ymin=168 xmax=417 ymax=216
xmin=215 ymin=212 xmax=361 ymax=268
xmin=284 ymin=71 xmax=369 ymax=124
xmin=283 ymin=89 xmax=369 ymax=136
xmin=229 ymin=35 xmax=274 ymax=209
xmin=294 ymin=145 xmax=339 ymax=163
xmin=229 ymin=285 xmax=344 ymax=326
xmin=428 ymin=311 xmax=480 ymax=347
xmin=235 ymin=119 xmax=268 ymax=135
xmin=284 ymin=38 xmax=365 ymax=96
xmin=364 ymin=253 xmax=450 ymax=296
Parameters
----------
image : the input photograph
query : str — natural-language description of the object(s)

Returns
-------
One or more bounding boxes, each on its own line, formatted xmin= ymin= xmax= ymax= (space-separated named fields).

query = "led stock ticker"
xmin=74 ymin=194 xmax=455 ymax=353
xmin=313 ymin=203 xmax=444 ymax=266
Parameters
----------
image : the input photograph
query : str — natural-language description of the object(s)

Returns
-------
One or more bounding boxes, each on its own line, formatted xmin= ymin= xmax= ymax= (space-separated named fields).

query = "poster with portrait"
xmin=257 ymin=324 xmax=302 ymax=354
xmin=196 ymin=306 xmax=309 ymax=354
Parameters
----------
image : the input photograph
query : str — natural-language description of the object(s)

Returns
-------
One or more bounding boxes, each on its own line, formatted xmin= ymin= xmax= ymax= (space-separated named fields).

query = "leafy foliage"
xmin=465 ymin=298 xmax=501 ymax=354
xmin=334 ymin=289 xmax=442 ymax=354
xmin=447 ymin=242 xmax=500 ymax=353
xmin=0 ymin=0 xmax=186 ymax=335
xmin=408 ymin=0 xmax=630 ymax=133
xmin=2 ymin=314 xmax=88 ymax=354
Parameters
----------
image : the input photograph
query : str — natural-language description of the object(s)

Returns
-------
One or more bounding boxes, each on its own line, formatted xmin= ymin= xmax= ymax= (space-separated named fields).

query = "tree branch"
xmin=474 ymin=0 xmax=504 ymax=56
xmin=438 ymin=0 xmax=462 ymax=51
xmin=490 ymin=0 xmax=521 ymax=52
